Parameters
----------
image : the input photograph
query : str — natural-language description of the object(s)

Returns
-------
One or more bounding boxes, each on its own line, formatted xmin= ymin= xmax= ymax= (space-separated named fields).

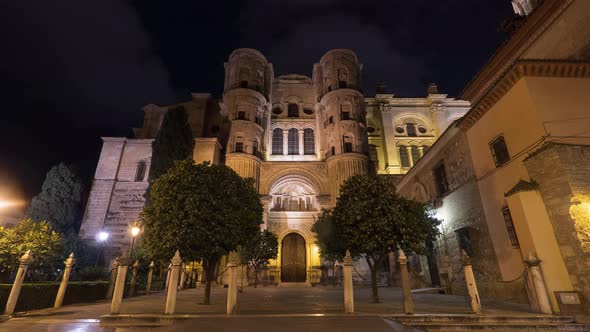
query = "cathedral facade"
xmin=79 ymin=48 xmax=469 ymax=283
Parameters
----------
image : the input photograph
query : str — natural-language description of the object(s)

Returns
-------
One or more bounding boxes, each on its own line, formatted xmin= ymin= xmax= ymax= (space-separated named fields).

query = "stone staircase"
xmin=389 ymin=314 xmax=590 ymax=331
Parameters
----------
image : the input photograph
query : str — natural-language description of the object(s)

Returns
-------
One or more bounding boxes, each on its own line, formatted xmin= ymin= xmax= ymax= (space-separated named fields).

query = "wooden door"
xmin=281 ymin=233 xmax=306 ymax=282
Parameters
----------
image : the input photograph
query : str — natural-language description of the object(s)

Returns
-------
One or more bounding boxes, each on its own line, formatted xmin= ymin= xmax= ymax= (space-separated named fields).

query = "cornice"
xmin=459 ymin=60 xmax=590 ymax=130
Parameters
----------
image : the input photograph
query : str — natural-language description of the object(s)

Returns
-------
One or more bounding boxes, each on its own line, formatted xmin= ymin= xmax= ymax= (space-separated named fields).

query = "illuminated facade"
xmin=79 ymin=48 xmax=469 ymax=283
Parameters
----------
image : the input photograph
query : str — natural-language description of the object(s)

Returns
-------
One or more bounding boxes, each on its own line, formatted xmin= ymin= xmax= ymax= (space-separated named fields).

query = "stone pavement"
xmin=0 ymin=286 xmax=536 ymax=331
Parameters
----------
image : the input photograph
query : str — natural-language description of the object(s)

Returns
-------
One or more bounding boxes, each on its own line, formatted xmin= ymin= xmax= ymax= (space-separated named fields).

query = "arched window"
xmin=288 ymin=128 xmax=299 ymax=155
xmin=272 ymin=129 xmax=283 ymax=155
xmin=411 ymin=145 xmax=420 ymax=162
xmin=288 ymin=103 xmax=298 ymax=117
xmin=304 ymin=129 xmax=315 ymax=155
xmin=399 ymin=145 xmax=410 ymax=168
xmin=135 ymin=161 xmax=147 ymax=182
xmin=406 ymin=123 xmax=417 ymax=137
xmin=337 ymin=68 xmax=348 ymax=88
xmin=239 ymin=68 xmax=249 ymax=88
xmin=252 ymin=140 xmax=259 ymax=157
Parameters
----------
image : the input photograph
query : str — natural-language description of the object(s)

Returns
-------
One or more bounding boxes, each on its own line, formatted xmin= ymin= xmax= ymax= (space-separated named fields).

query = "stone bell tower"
xmin=313 ymin=49 xmax=368 ymax=203
xmin=221 ymin=49 xmax=274 ymax=190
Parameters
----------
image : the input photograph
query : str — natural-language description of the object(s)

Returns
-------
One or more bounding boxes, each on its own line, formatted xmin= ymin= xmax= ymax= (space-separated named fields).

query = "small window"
xmin=399 ymin=145 xmax=410 ymax=168
xmin=344 ymin=142 xmax=353 ymax=153
xmin=252 ymin=141 xmax=259 ymax=157
xmin=395 ymin=126 xmax=404 ymax=134
xmin=135 ymin=161 xmax=147 ymax=182
xmin=490 ymin=135 xmax=510 ymax=167
xmin=457 ymin=228 xmax=474 ymax=257
xmin=502 ymin=207 xmax=520 ymax=248
xmin=288 ymin=104 xmax=298 ymax=117
xmin=338 ymin=80 xmax=347 ymax=88
xmin=341 ymin=111 xmax=351 ymax=120
xmin=235 ymin=142 xmax=244 ymax=153
xmin=272 ymin=129 xmax=283 ymax=155
xmin=303 ymin=108 xmax=314 ymax=115
xmin=367 ymin=127 xmax=375 ymax=133
xmin=406 ymin=123 xmax=417 ymax=137
xmin=418 ymin=127 xmax=427 ymax=134
xmin=237 ymin=111 xmax=246 ymax=120
xmin=240 ymin=80 xmax=248 ymax=88
xmin=330 ymin=146 xmax=335 ymax=156
xmin=329 ymin=116 xmax=334 ymax=124
xmin=272 ymin=107 xmax=283 ymax=115
xmin=433 ymin=161 xmax=449 ymax=196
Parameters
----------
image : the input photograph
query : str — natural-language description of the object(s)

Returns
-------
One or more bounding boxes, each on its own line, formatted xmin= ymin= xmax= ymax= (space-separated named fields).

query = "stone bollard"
xmin=106 ymin=261 xmax=119 ymax=300
xmin=165 ymin=264 xmax=172 ymax=291
xmin=165 ymin=250 xmax=182 ymax=314
xmin=146 ymin=261 xmax=155 ymax=295
xmin=398 ymin=248 xmax=414 ymax=315
xmin=4 ymin=250 xmax=33 ymax=316
xmin=462 ymin=250 xmax=481 ymax=314
xmin=129 ymin=260 xmax=139 ymax=297
xmin=179 ymin=263 xmax=186 ymax=290
xmin=54 ymin=253 xmax=75 ymax=309
xmin=226 ymin=251 xmax=238 ymax=315
xmin=524 ymin=253 xmax=552 ymax=314
xmin=110 ymin=255 xmax=131 ymax=314
xmin=343 ymin=250 xmax=354 ymax=313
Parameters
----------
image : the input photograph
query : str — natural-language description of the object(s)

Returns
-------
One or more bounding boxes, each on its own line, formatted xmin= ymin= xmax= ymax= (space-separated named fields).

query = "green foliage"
xmin=237 ymin=230 xmax=278 ymax=286
xmin=147 ymin=106 xmax=194 ymax=183
xmin=26 ymin=163 xmax=83 ymax=234
xmin=0 ymin=219 xmax=64 ymax=276
xmin=74 ymin=266 xmax=107 ymax=281
xmin=312 ymin=209 xmax=346 ymax=262
xmin=312 ymin=175 xmax=440 ymax=302
xmin=140 ymin=159 xmax=262 ymax=303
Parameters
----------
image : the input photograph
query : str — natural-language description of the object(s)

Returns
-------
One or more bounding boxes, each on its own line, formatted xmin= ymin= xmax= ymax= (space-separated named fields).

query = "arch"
xmin=342 ymin=132 xmax=356 ymax=153
xmin=269 ymin=173 xmax=320 ymax=211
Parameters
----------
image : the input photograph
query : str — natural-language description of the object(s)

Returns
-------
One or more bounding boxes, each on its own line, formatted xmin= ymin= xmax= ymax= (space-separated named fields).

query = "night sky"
xmin=0 ymin=0 xmax=513 ymax=203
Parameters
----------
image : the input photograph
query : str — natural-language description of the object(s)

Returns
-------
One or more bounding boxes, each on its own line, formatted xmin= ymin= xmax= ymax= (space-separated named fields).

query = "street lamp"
xmin=129 ymin=225 xmax=141 ymax=257
xmin=95 ymin=231 xmax=109 ymax=266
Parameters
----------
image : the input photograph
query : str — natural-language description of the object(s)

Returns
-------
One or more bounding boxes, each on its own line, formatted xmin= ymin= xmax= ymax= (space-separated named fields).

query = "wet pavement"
xmin=0 ymin=286 xmax=532 ymax=331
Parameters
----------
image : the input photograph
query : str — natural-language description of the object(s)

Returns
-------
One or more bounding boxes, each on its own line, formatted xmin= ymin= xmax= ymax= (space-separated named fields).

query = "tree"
xmin=237 ymin=230 xmax=278 ymax=287
xmin=147 ymin=106 xmax=194 ymax=183
xmin=311 ymin=209 xmax=347 ymax=285
xmin=313 ymin=175 xmax=440 ymax=303
xmin=0 ymin=219 xmax=63 ymax=282
xmin=26 ymin=163 xmax=83 ymax=234
xmin=140 ymin=159 xmax=262 ymax=304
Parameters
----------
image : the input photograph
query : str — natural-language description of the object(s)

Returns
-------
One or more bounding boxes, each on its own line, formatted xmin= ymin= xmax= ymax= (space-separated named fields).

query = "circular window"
xmin=395 ymin=127 xmax=404 ymax=134
xmin=418 ymin=127 xmax=427 ymax=134
xmin=303 ymin=108 xmax=314 ymax=115
xmin=367 ymin=127 xmax=376 ymax=133
xmin=272 ymin=108 xmax=283 ymax=115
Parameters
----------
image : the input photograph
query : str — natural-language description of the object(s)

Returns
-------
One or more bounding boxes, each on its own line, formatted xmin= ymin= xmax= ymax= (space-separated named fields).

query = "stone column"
xmin=54 ymin=253 xmax=75 ymax=309
xmin=418 ymin=146 xmax=424 ymax=158
xmin=398 ymin=249 xmax=414 ymax=315
xmin=129 ymin=260 xmax=139 ymax=297
xmin=406 ymin=146 xmax=414 ymax=167
xmin=4 ymin=250 xmax=33 ymax=316
xmin=282 ymin=131 xmax=289 ymax=155
xmin=165 ymin=250 xmax=182 ymax=315
xmin=106 ymin=261 xmax=119 ymax=300
xmin=146 ymin=261 xmax=155 ymax=295
xmin=462 ymin=250 xmax=481 ymax=314
xmin=226 ymin=252 xmax=238 ymax=315
xmin=179 ymin=264 xmax=187 ymax=290
xmin=524 ymin=253 xmax=552 ymax=314
xmin=298 ymin=129 xmax=304 ymax=155
xmin=110 ymin=255 xmax=131 ymax=315
xmin=343 ymin=250 xmax=354 ymax=313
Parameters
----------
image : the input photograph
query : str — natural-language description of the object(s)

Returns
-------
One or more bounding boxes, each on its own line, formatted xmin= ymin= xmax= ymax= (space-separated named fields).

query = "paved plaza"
xmin=0 ymin=286 xmax=536 ymax=331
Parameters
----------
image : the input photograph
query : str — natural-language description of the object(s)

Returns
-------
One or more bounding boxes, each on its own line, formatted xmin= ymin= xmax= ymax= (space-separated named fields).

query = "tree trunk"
xmin=254 ymin=266 xmax=259 ymax=288
xmin=203 ymin=258 xmax=217 ymax=305
xmin=366 ymin=256 xmax=379 ymax=303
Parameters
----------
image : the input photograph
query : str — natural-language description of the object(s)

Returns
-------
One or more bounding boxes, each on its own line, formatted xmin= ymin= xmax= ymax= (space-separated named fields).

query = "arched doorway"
xmin=281 ymin=233 xmax=306 ymax=282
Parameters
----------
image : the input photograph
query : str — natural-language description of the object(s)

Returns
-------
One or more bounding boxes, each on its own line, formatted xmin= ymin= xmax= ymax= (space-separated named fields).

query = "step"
xmin=399 ymin=322 xmax=590 ymax=331
xmin=391 ymin=314 xmax=576 ymax=324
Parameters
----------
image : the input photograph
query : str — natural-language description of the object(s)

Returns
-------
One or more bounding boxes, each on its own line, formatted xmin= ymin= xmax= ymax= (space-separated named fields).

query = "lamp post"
xmin=95 ymin=231 xmax=109 ymax=267
xmin=128 ymin=225 xmax=140 ymax=258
